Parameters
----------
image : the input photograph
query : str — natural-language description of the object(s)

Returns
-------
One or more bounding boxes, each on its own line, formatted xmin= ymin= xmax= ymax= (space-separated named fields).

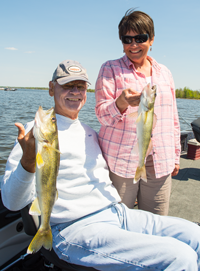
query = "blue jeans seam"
xmin=64 ymin=241 xmax=161 ymax=270
xmin=55 ymin=225 xmax=161 ymax=269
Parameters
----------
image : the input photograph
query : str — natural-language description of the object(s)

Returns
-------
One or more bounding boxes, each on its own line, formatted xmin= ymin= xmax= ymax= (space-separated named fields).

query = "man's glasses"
xmin=62 ymin=84 xmax=87 ymax=91
xmin=121 ymin=34 xmax=149 ymax=44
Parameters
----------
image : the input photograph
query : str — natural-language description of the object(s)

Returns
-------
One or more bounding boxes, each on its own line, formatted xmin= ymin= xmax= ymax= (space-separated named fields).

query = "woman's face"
xmin=122 ymin=29 xmax=154 ymax=66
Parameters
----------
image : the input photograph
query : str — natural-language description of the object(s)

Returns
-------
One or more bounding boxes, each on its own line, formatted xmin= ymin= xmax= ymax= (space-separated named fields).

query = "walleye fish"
xmin=130 ymin=84 xmax=157 ymax=183
xmin=27 ymin=106 xmax=60 ymax=254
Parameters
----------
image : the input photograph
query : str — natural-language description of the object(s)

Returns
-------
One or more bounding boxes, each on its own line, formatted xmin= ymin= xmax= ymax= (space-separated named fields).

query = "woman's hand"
xmin=116 ymin=88 xmax=141 ymax=113
xmin=15 ymin=123 xmax=36 ymax=173
xmin=171 ymin=164 xmax=180 ymax=177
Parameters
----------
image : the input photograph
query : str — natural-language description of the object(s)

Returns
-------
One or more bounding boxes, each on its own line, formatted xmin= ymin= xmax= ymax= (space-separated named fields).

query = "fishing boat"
xmin=0 ymin=194 xmax=32 ymax=271
xmin=191 ymin=117 xmax=200 ymax=143
xmin=0 ymin=194 xmax=96 ymax=271
xmin=1 ymin=118 xmax=200 ymax=271
xmin=4 ymin=88 xmax=17 ymax=91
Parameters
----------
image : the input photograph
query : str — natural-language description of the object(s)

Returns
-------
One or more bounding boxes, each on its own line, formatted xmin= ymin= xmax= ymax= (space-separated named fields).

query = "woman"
xmin=95 ymin=9 xmax=181 ymax=215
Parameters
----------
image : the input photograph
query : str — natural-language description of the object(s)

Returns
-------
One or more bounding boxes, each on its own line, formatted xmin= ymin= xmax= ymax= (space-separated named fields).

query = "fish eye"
xmin=52 ymin=117 xmax=56 ymax=122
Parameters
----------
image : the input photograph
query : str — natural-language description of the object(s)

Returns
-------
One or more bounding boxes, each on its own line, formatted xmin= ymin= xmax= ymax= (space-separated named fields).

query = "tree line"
xmin=89 ymin=87 xmax=200 ymax=99
xmin=175 ymin=87 xmax=200 ymax=99
xmin=1 ymin=86 xmax=200 ymax=99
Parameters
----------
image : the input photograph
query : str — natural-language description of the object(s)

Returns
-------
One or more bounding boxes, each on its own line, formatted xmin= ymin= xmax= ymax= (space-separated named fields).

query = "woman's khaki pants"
xmin=109 ymin=155 xmax=171 ymax=215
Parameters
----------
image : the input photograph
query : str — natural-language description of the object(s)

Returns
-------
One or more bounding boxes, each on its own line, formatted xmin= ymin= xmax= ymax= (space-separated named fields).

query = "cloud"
xmin=25 ymin=51 xmax=35 ymax=54
xmin=5 ymin=47 xmax=18 ymax=50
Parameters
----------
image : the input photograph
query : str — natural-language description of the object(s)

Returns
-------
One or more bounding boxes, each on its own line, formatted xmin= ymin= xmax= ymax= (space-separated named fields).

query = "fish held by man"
xmin=27 ymin=106 xmax=60 ymax=254
xmin=129 ymin=84 xmax=157 ymax=184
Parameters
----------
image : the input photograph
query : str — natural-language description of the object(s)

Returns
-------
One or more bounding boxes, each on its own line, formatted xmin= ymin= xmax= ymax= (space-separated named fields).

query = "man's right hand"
xmin=15 ymin=123 xmax=36 ymax=173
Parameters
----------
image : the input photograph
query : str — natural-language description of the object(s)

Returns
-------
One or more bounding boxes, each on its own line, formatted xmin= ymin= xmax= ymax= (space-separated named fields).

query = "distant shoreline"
xmin=1 ymin=87 xmax=200 ymax=98
xmin=0 ymin=86 xmax=95 ymax=92
xmin=0 ymin=86 xmax=49 ymax=90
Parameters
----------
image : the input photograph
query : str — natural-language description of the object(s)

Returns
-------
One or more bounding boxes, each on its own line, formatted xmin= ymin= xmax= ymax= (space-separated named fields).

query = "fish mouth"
xmin=152 ymin=85 xmax=157 ymax=91
xmin=35 ymin=107 xmax=45 ymax=128
xmin=34 ymin=107 xmax=55 ymax=140
xmin=151 ymin=85 xmax=157 ymax=98
xmin=36 ymin=107 xmax=54 ymax=126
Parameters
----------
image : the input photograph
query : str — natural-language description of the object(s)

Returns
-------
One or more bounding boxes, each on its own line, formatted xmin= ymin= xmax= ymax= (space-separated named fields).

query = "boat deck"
xmin=169 ymin=152 xmax=200 ymax=222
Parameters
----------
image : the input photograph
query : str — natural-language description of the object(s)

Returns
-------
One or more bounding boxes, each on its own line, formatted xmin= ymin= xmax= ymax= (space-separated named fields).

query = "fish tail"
xmin=134 ymin=165 xmax=147 ymax=183
xmin=27 ymin=226 xmax=52 ymax=254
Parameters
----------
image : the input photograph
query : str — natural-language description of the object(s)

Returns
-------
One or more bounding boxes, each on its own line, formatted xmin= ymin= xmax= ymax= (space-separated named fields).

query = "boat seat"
xmin=20 ymin=204 xmax=97 ymax=271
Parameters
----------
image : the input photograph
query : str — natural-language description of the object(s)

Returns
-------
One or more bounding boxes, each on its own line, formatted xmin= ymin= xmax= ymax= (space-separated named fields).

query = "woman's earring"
xmin=150 ymin=46 xmax=152 ymax=52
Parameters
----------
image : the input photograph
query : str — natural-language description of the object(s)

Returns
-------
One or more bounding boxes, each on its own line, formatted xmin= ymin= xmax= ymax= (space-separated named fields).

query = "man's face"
xmin=49 ymin=80 xmax=87 ymax=119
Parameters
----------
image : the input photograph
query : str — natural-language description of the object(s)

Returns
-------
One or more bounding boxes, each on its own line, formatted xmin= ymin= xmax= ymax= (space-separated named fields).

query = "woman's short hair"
xmin=118 ymin=9 xmax=155 ymax=41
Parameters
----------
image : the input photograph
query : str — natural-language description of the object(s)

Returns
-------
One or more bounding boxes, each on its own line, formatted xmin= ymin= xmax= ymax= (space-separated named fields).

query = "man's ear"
xmin=49 ymin=81 xmax=54 ymax=97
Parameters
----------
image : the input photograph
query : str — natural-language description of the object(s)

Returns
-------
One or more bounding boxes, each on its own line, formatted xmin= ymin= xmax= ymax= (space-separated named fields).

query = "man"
xmin=1 ymin=59 xmax=200 ymax=270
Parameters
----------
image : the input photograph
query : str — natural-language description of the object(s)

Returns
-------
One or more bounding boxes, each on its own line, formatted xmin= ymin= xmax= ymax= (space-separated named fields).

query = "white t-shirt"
xmin=146 ymin=76 xmax=152 ymax=86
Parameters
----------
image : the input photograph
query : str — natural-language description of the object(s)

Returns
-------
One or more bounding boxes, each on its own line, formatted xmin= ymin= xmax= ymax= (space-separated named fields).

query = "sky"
xmin=0 ymin=0 xmax=200 ymax=90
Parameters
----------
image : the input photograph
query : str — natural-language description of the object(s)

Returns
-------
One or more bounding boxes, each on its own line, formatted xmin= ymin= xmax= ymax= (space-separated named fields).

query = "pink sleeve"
xmin=95 ymin=62 xmax=125 ymax=127
xmin=170 ymin=72 xmax=181 ymax=164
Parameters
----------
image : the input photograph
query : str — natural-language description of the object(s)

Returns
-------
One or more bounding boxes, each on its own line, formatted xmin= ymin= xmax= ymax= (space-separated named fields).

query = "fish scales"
xmin=27 ymin=106 xmax=60 ymax=254
xmin=138 ymin=108 xmax=154 ymax=166
xmin=130 ymin=84 xmax=157 ymax=183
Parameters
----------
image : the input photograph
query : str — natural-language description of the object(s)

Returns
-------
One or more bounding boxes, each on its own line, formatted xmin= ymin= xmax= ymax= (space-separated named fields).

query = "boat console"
xmin=191 ymin=117 xmax=200 ymax=143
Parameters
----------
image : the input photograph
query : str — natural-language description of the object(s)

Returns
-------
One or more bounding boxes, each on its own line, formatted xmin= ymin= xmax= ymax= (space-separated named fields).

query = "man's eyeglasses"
xmin=62 ymin=84 xmax=87 ymax=91
xmin=121 ymin=34 xmax=149 ymax=44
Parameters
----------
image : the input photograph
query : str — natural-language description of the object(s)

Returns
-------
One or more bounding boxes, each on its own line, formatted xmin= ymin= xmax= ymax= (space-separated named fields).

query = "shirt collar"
xmin=122 ymin=54 xmax=161 ymax=74
xmin=56 ymin=113 xmax=79 ymax=124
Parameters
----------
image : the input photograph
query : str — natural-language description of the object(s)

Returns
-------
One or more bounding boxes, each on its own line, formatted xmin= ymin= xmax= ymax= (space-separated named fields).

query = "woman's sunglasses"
xmin=121 ymin=34 xmax=149 ymax=44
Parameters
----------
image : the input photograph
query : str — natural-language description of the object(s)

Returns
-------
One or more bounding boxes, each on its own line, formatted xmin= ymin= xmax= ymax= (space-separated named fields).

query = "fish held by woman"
xmin=27 ymin=106 xmax=60 ymax=254
xmin=129 ymin=84 xmax=157 ymax=183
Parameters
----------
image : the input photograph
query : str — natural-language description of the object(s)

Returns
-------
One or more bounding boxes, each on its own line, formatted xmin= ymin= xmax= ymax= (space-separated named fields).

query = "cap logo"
xmin=68 ymin=66 xmax=82 ymax=73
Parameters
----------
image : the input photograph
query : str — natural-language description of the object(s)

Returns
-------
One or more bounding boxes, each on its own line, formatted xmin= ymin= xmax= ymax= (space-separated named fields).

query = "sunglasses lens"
xmin=135 ymin=34 xmax=148 ymax=43
xmin=121 ymin=34 xmax=149 ymax=44
xmin=121 ymin=36 xmax=132 ymax=44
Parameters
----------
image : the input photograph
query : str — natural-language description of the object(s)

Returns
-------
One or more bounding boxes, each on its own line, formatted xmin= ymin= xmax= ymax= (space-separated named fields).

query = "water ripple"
xmin=0 ymin=89 xmax=200 ymax=176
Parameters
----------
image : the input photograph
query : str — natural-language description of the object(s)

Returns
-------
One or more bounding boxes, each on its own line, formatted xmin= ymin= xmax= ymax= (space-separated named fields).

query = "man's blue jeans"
xmin=52 ymin=203 xmax=200 ymax=270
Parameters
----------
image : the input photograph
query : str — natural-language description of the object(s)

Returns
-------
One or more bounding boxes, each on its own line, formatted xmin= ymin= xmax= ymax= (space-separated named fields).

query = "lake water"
xmin=0 ymin=89 xmax=200 ymax=178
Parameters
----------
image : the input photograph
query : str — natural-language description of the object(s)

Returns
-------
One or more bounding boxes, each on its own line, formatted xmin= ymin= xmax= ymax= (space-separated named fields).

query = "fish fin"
xmin=47 ymin=144 xmax=61 ymax=154
xmin=131 ymin=142 xmax=139 ymax=155
xmin=134 ymin=165 xmax=147 ymax=183
xmin=144 ymin=111 xmax=148 ymax=124
xmin=152 ymin=113 xmax=157 ymax=129
xmin=54 ymin=190 xmax=58 ymax=204
xmin=29 ymin=198 xmax=41 ymax=216
xmin=27 ymin=226 xmax=52 ymax=254
xmin=146 ymin=139 xmax=153 ymax=158
xmin=136 ymin=113 xmax=142 ymax=123
xmin=128 ymin=112 xmax=138 ymax=119
xmin=36 ymin=152 xmax=44 ymax=168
